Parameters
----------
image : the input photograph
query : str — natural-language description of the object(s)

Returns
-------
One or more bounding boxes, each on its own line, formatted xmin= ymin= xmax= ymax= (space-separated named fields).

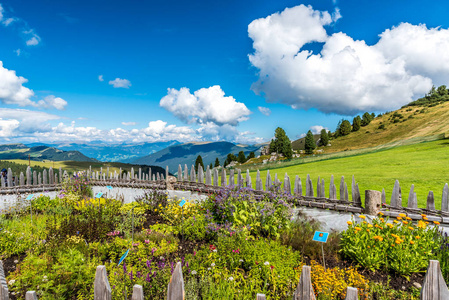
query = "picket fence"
xmin=1 ymin=259 xmax=448 ymax=300
xmin=1 ymin=164 xmax=449 ymax=225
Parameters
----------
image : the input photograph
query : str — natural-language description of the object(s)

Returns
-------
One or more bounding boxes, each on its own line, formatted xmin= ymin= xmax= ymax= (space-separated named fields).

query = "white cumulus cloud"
xmin=160 ymin=85 xmax=251 ymax=126
xmin=258 ymin=106 xmax=271 ymax=116
xmin=109 ymin=78 xmax=131 ymax=88
xmin=98 ymin=75 xmax=104 ymax=82
xmin=24 ymin=30 xmax=41 ymax=46
xmin=248 ymin=4 xmax=445 ymax=115
xmin=121 ymin=121 xmax=136 ymax=126
xmin=0 ymin=61 xmax=67 ymax=109
xmin=309 ymin=125 xmax=328 ymax=134
xmin=0 ymin=119 xmax=20 ymax=137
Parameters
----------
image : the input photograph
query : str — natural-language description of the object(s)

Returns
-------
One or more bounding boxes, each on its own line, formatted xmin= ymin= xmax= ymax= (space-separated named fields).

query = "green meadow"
xmin=241 ymin=139 xmax=449 ymax=208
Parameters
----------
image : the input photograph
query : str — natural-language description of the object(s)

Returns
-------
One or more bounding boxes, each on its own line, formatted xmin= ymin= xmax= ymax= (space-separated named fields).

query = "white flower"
xmin=191 ymin=270 xmax=197 ymax=275
xmin=213 ymin=249 xmax=217 ymax=252
xmin=264 ymin=261 xmax=269 ymax=265
xmin=8 ymin=280 xmax=15 ymax=285
xmin=239 ymin=259 xmax=243 ymax=262
xmin=211 ymin=263 xmax=215 ymax=267
xmin=228 ymin=276 xmax=234 ymax=281
xmin=43 ymin=275 xmax=47 ymax=279
xmin=13 ymin=260 xmax=18 ymax=264
xmin=207 ymin=267 xmax=211 ymax=270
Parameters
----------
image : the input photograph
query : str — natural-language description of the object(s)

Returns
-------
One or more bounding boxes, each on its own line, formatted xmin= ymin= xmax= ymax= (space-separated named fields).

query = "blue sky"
xmin=1 ymin=0 xmax=449 ymax=145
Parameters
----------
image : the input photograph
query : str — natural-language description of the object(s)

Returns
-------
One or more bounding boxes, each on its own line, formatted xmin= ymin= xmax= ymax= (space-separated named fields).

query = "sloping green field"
xmin=244 ymin=139 xmax=449 ymax=208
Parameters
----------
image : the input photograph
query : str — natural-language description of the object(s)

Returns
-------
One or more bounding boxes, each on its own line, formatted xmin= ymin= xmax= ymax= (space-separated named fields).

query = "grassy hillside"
xmin=239 ymin=139 xmax=449 ymax=208
xmin=0 ymin=145 xmax=97 ymax=162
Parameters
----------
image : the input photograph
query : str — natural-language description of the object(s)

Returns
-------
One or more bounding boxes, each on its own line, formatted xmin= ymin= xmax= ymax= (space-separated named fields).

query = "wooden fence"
xmin=1 ymin=164 xmax=449 ymax=225
xmin=0 ymin=259 xmax=447 ymax=299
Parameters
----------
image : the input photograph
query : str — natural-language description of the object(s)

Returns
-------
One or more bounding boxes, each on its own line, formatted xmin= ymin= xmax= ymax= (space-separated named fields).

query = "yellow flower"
xmin=423 ymin=216 xmax=428 ymax=220
xmin=391 ymin=234 xmax=399 ymax=238
xmin=359 ymin=215 xmax=366 ymax=219
xmin=393 ymin=220 xmax=399 ymax=224
xmin=415 ymin=236 xmax=420 ymax=239
xmin=395 ymin=239 xmax=402 ymax=244
xmin=410 ymin=241 xmax=415 ymax=245
xmin=347 ymin=221 xmax=353 ymax=225
xmin=380 ymin=218 xmax=385 ymax=222
xmin=399 ymin=213 xmax=406 ymax=218
xmin=354 ymin=227 xmax=361 ymax=231
xmin=386 ymin=223 xmax=393 ymax=228
xmin=396 ymin=216 xmax=402 ymax=220
xmin=421 ymin=214 xmax=427 ymax=218
xmin=433 ymin=221 xmax=440 ymax=225
xmin=363 ymin=221 xmax=367 ymax=224
xmin=367 ymin=224 xmax=373 ymax=228
xmin=402 ymin=221 xmax=408 ymax=225
xmin=378 ymin=212 xmax=384 ymax=216
xmin=406 ymin=217 xmax=412 ymax=220
xmin=408 ymin=227 xmax=414 ymax=230
xmin=373 ymin=235 xmax=383 ymax=241
xmin=366 ymin=229 xmax=370 ymax=232
xmin=418 ymin=220 xmax=426 ymax=229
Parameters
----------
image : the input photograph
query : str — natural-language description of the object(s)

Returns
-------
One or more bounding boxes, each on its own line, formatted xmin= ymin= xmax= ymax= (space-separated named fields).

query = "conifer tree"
xmin=304 ymin=130 xmax=316 ymax=154
xmin=195 ymin=155 xmax=204 ymax=172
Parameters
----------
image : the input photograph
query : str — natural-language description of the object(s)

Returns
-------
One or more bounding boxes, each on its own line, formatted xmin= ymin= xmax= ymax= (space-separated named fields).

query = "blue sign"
xmin=312 ymin=231 xmax=329 ymax=243
xmin=179 ymin=199 xmax=186 ymax=207
xmin=26 ymin=194 xmax=34 ymax=200
xmin=118 ymin=249 xmax=129 ymax=266
xmin=95 ymin=192 xmax=103 ymax=198
xmin=106 ymin=186 xmax=113 ymax=189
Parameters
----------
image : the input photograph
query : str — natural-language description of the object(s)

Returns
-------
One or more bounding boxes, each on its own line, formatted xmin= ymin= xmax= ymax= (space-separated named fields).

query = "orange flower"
xmin=393 ymin=220 xmax=399 ymax=224
xmin=397 ymin=216 xmax=402 ymax=220
xmin=417 ymin=220 xmax=426 ymax=229
xmin=366 ymin=229 xmax=370 ymax=232
xmin=402 ymin=221 xmax=408 ymax=225
xmin=355 ymin=227 xmax=361 ymax=231
xmin=406 ymin=217 xmax=412 ymax=220
xmin=378 ymin=212 xmax=384 ymax=216
xmin=347 ymin=221 xmax=353 ymax=225
xmin=410 ymin=241 xmax=415 ymax=245
xmin=386 ymin=223 xmax=394 ymax=228
xmin=433 ymin=221 xmax=440 ymax=225
xmin=415 ymin=236 xmax=421 ymax=239
xmin=421 ymin=214 xmax=427 ymax=218
xmin=398 ymin=213 xmax=406 ymax=218
xmin=423 ymin=216 xmax=428 ymax=220
xmin=380 ymin=218 xmax=385 ymax=222
xmin=359 ymin=215 xmax=366 ymax=219
xmin=408 ymin=227 xmax=414 ymax=230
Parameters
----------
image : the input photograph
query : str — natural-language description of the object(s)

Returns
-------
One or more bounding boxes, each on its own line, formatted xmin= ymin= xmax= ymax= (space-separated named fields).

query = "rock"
xmin=166 ymin=176 xmax=177 ymax=190
xmin=413 ymin=282 xmax=422 ymax=289
xmin=402 ymin=286 xmax=406 ymax=290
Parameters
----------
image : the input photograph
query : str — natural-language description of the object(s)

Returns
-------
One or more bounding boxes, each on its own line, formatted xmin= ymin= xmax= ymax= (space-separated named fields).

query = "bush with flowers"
xmin=341 ymin=213 xmax=440 ymax=275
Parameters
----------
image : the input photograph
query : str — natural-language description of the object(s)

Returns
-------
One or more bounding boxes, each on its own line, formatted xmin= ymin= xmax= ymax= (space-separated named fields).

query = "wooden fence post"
xmin=427 ymin=191 xmax=435 ymax=210
xmin=94 ymin=265 xmax=112 ymax=300
xmin=0 ymin=260 xmax=9 ymax=300
xmin=131 ymin=285 xmax=144 ymax=300
xmin=345 ymin=287 xmax=358 ymax=300
xmin=256 ymin=293 xmax=266 ymax=299
xmin=293 ymin=266 xmax=315 ymax=300
xmin=365 ymin=190 xmax=381 ymax=215
xmin=167 ymin=262 xmax=185 ymax=300
xmin=420 ymin=260 xmax=449 ymax=300
xmin=442 ymin=183 xmax=448 ymax=211
xmin=25 ymin=291 xmax=38 ymax=300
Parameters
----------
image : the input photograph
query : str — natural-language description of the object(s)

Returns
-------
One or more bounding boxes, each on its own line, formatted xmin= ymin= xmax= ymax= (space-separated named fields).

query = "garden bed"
xmin=0 ymin=175 xmax=447 ymax=299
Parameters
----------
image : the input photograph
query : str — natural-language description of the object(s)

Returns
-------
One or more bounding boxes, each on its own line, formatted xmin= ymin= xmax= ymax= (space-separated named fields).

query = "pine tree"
xmin=214 ymin=158 xmax=220 ymax=167
xmin=194 ymin=155 xmax=204 ymax=173
xmin=209 ymin=163 xmax=213 ymax=170
xmin=304 ymin=130 xmax=316 ymax=154
xmin=248 ymin=152 xmax=255 ymax=159
xmin=340 ymin=120 xmax=352 ymax=135
xmin=272 ymin=127 xmax=293 ymax=159
xmin=352 ymin=116 xmax=361 ymax=132
xmin=237 ymin=151 xmax=246 ymax=163
xmin=320 ymin=129 xmax=329 ymax=146
xmin=361 ymin=112 xmax=373 ymax=126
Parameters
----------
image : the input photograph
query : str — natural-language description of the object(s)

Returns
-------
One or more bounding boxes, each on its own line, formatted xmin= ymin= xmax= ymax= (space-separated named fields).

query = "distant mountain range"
xmin=26 ymin=141 xmax=180 ymax=162
xmin=132 ymin=141 xmax=264 ymax=173
xmin=0 ymin=144 xmax=97 ymax=162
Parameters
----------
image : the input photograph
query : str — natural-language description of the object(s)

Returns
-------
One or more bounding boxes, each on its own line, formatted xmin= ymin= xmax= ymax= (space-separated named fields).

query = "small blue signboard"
xmin=106 ymin=186 xmax=113 ymax=190
xmin=312 ymin=231 xmax=329 ymax=243
xmin=26 ymin=194 xmax=34 ymax=200
xmin=95 ymin=192 xmax=103 ymax=198
xmin=179 ymin=199 xmax=186 ymax=207
xmin=118 ymin=249 xmax=129 ymax=266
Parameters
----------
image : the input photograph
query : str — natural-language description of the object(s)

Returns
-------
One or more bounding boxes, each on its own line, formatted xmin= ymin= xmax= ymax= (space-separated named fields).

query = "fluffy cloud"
xmin=109 ymin=78 xmax=131 ymax=88
xmin=160 ymin=85 xmax=251 ymax=126
xmin=0 ymin=5 xmax=41 ymax=47
xmin=121 ymin=121 xmax=136 ymax=126
xmin=24 ymin=30 xmax=41 ymax=46
xmin=258 ymin=106 xmax=271 ymax=116
xmin=197 ymin=122 xmax=264 ymax=144
xmin=0 ymin=62 xmax=67 ymax=109
xmin=0 ymin=4 xmax=3 ymax=21
xmin=248 ymin=4 xmax=445 ymax=114
xmin=309 ymin=125 xmax=328 ymax=134
xmin=98 ymin=75 xmax=104 ymax=82
xmin=0 ymin=119 xmax=20 ymax=137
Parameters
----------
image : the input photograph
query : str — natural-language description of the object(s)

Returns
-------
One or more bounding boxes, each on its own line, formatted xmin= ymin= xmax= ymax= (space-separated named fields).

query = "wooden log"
xmin=213 ymin=168 xmax=219 ymax=186
xmin=256 ymin=294 xmax=266 ymax=300
xmin=294 ymin=175 xmax=302 ymax=196
xmin=293 ymin=266 xmax=316 ymax=300
xmin=365 ymin=190 xmax=381 ymax=215
xmin=420 ymin=260 xmax=449 ymax=300
xmin=265 ymin=170 xmax=271 ymax=191
xmin=284 ymin=173 xmax=291 ymax=194
xmin=321 ymin=179 xmax=325 ymax=199
xmin=427 ymin=191 xmax=435 ymax=210
xmin=167 ymin=262 xmax=185 ymax=300
xmin=442 ymin=183 xmax=448 ymax=211
xmin=391 ymin=180 xmax=402 ymax=208
xmin=131 ymin=285 xmax=144 ymax=300
xmin=340 ymin=176 xmax=345 ymax=201
xmin=221 ymin=168 xmax=227 ymax=186
xmin=7 ymin=168 xmax=12 ymax=187
xmin=94 ymin=265 xmax=112 ymax=300
xmin=345 ymin=287 xmax=358 ymax=300
xmin=0 ymin=260 xmax=8 ymax=300
xmin=205 ymin=166 xmax=211 ymax=185
xmin=26 ymin=166 xmax=31 ymax=186
xmin=25 ymin=291 xmax=38 ymax=300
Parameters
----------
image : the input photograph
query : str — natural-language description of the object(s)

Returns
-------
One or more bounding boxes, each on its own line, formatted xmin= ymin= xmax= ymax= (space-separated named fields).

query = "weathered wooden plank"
xmin=49 ymin=167 xmax=54 ymax=185
xmin=246 ymin=169 xmax=251 ymax=188
xmin=329 ymin=175 xmax=335 ymax=199
xmin=256 ymin=170 xmax=262 ymax=191
xmin=340 ymin=176 xmax=345 ymax=201
xmin=33 ymin=171 xmax=37 ymax=186
xmin=94 ymin=265 xmax=112 ymax=300
xmin=317 ymin=176 xmax=321 ymax=198
xmin=321 ymin=179 xmax=325 ymax=199
xmin=131 ymin=284 xmax=144 ymax=300
xmin=26 ymin=166 xmax=31 ymax=186
xmin=306 ymin=174 xmax=313 ymax=197
xmin=221 ymin=168 xmax=227 ymax=186
xmin=229 ymin=169 xmax=235 ymax=186
xmin=256 ymin=294 xmax=266 ymax=300
xmin=167 ymin=262 xmax=185 ymax=300
xmin=344 ymin=183 xmax=349 ymax=202
xmin=43 ymin=169 xmax=48 ymax=185
xmin=427 ymin=191 xmax=435 ymax=210
xmin=198 ymin=165 xmax=204 ymax=184
xmin=265 ymin=170 xmax=271 ymax=191
xmin=237 ymin=169 xmax=243 ymax=188
xmin=354 ymin=183 xmax=361 ymax=207
xmin=20 ymin=172 xmax=25 ymax=186
xmin=407 ymin=184 xmax=417 ymax=208
xmin=345 ymin=287 xmax=358 ymax=300
xmin=294 ymin=175 xmax=302 ymax=196
xmin=442 ymin=183 xmax=448 ymax=211
xmin=420 ymin=260 xmax=449 ymax=300
xmin=205 ymin=166 xmax=211 ymax=185
xmin=293 ymin=265 xmax=315 ymax=300
xmin=284 ymin=173 xmax=291 ymax=194
xmin=213 ymin=168 xmax=219 ymax=186
xmin=25 ymin=291 xmax=38 ymax=300
xmin=190 ymin=165 xmax=195 ymax=182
